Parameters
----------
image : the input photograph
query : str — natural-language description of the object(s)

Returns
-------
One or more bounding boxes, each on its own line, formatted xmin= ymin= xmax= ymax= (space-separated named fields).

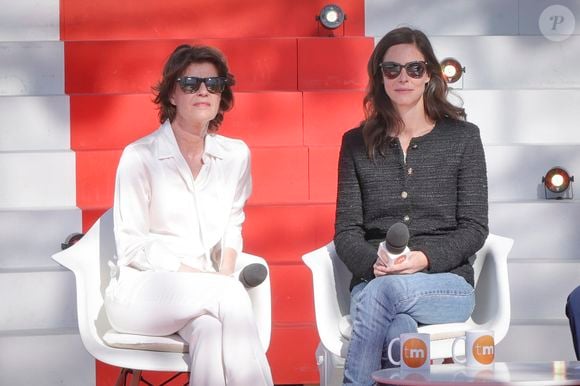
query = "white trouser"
xmin=105 ymin=267 xmax=273 ymax=386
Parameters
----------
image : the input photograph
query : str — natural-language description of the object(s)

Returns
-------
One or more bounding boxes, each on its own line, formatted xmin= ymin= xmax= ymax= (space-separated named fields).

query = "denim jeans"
xmin=344 ymin=272 xmax=475 ymax=385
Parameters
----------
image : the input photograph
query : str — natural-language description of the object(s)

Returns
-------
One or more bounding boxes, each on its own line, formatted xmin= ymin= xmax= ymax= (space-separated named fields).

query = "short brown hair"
xmin=153 ymin=45 xmax=235 ymax=131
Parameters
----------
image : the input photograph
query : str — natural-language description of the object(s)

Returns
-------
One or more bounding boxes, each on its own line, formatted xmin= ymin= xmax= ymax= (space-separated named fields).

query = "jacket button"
xmin=403 ymin=215 xmax=410 ymax=222
xmin=408 ymin=167 xmax=413 ymax=175
xmin=401 ymin=191 xmax=408 ymax=199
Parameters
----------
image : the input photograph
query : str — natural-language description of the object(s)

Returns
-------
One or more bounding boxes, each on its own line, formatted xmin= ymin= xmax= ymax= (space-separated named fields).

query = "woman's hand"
xmin=384 ymin=251 xmax=429 ymax=274
xmin=373 ymin=251 xmax=429 ymax=277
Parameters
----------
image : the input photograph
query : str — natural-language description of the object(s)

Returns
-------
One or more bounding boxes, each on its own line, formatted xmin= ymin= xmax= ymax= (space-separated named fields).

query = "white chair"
xmin=52 ymin=208 xmax=272 ymax=386
xmin=302 ymin=234 xmax=513 ymax=386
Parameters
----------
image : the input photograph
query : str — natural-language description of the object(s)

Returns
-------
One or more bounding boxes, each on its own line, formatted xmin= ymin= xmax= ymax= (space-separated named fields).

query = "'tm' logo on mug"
xmin=472 ymin=335 xmax=495 ymax=365
xmin=402 ymin=338 xmax=428 ymax=368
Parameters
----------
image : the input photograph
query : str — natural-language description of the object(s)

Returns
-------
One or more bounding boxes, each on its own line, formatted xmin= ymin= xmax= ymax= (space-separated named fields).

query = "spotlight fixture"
xmin=542 ymin=167 xmax=574 ymax=199
xmin=61 ymin=232 xmax=84 ymax=250
xmin=440 ymin=58 xmax=465 ymax=84
xmin=316 ymin=4 xmax=346 ymax=33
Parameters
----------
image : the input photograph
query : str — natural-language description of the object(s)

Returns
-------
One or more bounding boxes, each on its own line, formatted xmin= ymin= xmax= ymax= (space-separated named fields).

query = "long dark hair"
xmin=153 ymin=45 xmax=235 ymax=131
xmin=362 ymin=27 xmax=465 ymax=158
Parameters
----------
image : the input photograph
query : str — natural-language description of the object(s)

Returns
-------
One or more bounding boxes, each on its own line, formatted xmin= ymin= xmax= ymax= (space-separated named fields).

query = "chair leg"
xmin=158 ymin=372 xmax=189 ymax=386
xmin=114 ymin=368 xmax=130 ymax=386
xmin=129 ymin=370 xmax=142 ymax=386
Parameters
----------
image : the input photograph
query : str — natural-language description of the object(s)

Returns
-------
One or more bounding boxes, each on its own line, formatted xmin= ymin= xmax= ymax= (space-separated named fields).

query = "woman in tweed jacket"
xmin=334 ymin=27 xmax=488 ymax=385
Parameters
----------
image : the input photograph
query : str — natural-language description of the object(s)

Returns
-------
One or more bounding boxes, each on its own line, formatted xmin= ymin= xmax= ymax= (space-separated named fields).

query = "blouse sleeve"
xmin=221 ymin=143 xmax=252 ymax=256
xmin=113 ymin=146 xmax=182 ymax=272
xmin=334 ymin=133 xmax=377 ymax=282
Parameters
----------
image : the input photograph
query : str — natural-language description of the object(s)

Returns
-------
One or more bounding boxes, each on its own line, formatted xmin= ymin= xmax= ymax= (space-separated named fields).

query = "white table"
xmin=372 ymin=361 xmax=580 ymax=385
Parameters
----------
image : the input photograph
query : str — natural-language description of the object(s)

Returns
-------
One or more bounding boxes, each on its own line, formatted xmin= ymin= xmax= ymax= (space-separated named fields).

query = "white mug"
xmin=387 ymin=333 xmax=430 ymax=370
xmin=452 ymin=330 xmax=495 ymax=367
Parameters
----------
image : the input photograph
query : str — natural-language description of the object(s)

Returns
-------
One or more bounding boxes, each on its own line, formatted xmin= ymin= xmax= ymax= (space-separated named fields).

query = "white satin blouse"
xmin=113 ymin=120 xmax=252 ymax=272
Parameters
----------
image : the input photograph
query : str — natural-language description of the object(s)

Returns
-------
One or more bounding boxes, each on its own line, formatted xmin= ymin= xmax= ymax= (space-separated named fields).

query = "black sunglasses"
xmin=380 ymin=61 xmax=428 ymax=79
xmin=176 ymin=76 xmax=229 ymax=94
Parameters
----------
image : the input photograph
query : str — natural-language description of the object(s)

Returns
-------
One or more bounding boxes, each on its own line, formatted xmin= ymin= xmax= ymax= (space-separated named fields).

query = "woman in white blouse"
xmin=105 ymin=45 xmax=273 ymax=386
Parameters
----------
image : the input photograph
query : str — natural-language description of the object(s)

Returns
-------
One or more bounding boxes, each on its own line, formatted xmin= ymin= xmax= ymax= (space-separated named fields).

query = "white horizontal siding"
xmin=489 ymin=202 xmax=580 ymax=261
xmin=0 ymin=41 xmax=64 ymax=95
xmin=0 ymin=151 xmax=76 ymax=208
xmin=0 ymin=331 xmax=95 ymax=386
xmin=365 ymin=0 xmax=519 ymax=37
xmin=0 ymin=208 xmax=81 ymax=269
xmin=496 ymin=324 xmax=576 ymax=362
xmin=485 ymin=145 xmax=580 ymax=202
xmin=508 ymin=261 xmax=580 ymax=321
xmin=0 ymin=95 xmax=70 ymax=151
xmin=0 ymin=0 xmax=59 ymax=42
xmin=457 ymin=90 xmax=580 ymax=145
xmin=0 ymin=270 xmax=77 ymax=331
xmin=519 ymin=0 xmax=580 ymax=36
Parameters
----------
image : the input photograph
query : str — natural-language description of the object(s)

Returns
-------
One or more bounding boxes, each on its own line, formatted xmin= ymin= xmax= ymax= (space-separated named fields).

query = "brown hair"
xmin=362 ymin=27 xmax=465 ymax=158
xmin=153 ymin=45 xmax=235 ymax=131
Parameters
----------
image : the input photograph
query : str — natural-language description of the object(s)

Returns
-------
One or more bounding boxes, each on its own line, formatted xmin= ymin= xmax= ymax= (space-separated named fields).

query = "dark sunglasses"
xmin=380 ymin=61 xmax=428 ymax=79
xmin=176 ymin=76 xmax=229 ymax=94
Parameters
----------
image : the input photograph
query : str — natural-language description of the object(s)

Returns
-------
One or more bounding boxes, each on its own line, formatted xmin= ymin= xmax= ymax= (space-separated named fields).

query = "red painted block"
xmin=82 ymin=209 xmax=108 ymax=233
xmin=220 ymin=92 xmax=303 ymax=147
xmin=249 ymin=147 xmax=309 ymax=205
xmin=309 ymin=146 xmax=341 ymax=203
xmin=65 ymin=39 xmax=297 ymax=94
xmin=243 ymin=204 xmax=335 ymax=264
xmin=71 ymin=94 xmax=158 ymax=151
xmin=61 ymin=0 xmax=364 ymax=41
xmin=269 ymin=264 xmax=315 ymax=324
xmin=267 ymin=325 xmax=320 ymax=384
xmin=76 ymin=150 xmax=122 ymax=210
xmin=297 ymin=37 xmax=374 ymax=90
xmin=303 ymin=90 xmax=365 ymax=146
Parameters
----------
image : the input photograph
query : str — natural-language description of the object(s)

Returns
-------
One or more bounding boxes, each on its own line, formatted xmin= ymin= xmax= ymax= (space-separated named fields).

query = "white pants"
xmin=105 ymin=267 xmax=273 ymax=386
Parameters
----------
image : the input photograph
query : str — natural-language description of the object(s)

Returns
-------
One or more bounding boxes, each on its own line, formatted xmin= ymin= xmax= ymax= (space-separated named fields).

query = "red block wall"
xmin=62 ymin=0 xmax=372 ymax=383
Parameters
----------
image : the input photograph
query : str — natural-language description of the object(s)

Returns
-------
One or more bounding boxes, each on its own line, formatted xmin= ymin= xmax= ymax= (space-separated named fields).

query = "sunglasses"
xmin=176 ymin=76 xmax=229 ymax=94
xmin=380 ymin=61 xmax=428 ymax=79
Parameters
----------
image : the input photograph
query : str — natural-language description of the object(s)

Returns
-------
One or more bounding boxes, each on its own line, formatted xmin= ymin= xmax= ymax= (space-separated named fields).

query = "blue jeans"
xmin=566 ymin=285 xmax=580 ymax=360
xmin=344 ymin=272 xmax=475 ymax=386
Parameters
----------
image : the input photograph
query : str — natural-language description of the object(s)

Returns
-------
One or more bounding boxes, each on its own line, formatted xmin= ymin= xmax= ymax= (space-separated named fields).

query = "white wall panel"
xmin=455 ymin=90 xmax=580 ymax=145
xmin=365 ymin=0 xmax=518 ymax=37
xmin=485 ymin=145 xmax=580 ymax=201
xmin=519 ymin=0 xmax=580 ymax=36
xmin=489 ymin=202 xmax=580 ymax=261
xmin=0 ymin=271 xmax=77 ymax=331
xmin=0 ymin=331 xmax=95 ymax=386
xmin=0 ymin=41 xmax=64 ymax=95
xmin=0 ymin=96 xmax=70 ymax=151
xmin=508 ymin=261 xmax=580 ymax=321
xmin=0 ymin=208 xmax=81 ymax=269
xmin=496 ymin=324 xmax=576 ymax=362
xmin=0 ymin=0 xmax=60 ymax=41
xmin=0 ymin=151 xmax=75 ymax=208
xmin=429 ymin=36 xmax=580 ymax=89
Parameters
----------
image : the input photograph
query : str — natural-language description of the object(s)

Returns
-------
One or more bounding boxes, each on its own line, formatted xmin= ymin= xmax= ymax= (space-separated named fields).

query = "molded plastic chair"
xmin=52 ymin=208 xmax=272 ymax=386
xmin=302 ymin=234 xmax=513 ymax=386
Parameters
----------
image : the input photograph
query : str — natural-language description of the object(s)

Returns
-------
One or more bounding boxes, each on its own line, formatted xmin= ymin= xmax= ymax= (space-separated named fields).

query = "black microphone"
xmin=382 ymin=222 xmax=410 ymax=266
xmin=239 ymin=263 xmax=268 ymax=288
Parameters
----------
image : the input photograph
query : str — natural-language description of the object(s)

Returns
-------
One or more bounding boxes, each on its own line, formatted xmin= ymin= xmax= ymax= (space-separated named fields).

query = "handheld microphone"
xmin=239 ymin=263 xmax=268 ymax=288
xmin=380 ymin=222 xmax=410 ymax=266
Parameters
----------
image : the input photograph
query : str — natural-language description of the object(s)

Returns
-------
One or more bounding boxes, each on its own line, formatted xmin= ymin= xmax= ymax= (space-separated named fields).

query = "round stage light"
xmin=318 ymin=4 xmax=345 ymax=29
xmin=440 ymin=58 xmax=464 ymax=83
xmin=543 ymin=167 xmax=572 ymax=193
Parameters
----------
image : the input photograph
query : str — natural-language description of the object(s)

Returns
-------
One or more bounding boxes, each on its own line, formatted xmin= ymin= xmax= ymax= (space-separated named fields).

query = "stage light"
xmin=317 ymin=4 xmax=345 ymax=30
xmin=542 ymin=167 xmax=574 ymax=199
xmin=440 ymin=58 xmax=465 ymax=84
xmin=61 ymin=232 xmax=84 ymax=250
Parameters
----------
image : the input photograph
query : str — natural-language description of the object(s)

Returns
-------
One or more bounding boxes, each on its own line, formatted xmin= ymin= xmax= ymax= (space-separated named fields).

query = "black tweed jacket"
xmin=334 ymin=118 xmax=489 ymax=290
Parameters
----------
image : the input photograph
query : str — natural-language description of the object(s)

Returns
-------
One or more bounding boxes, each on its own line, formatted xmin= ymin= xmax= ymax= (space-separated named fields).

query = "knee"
xmin=219 ymin=278 xmax=253 ymax=310
xmin=362 ymin=275 xmax=406 ymax=305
